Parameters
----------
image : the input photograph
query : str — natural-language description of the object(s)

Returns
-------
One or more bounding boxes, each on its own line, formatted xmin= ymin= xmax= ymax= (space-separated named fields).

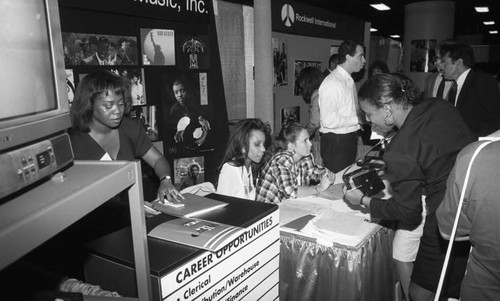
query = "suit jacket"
xmin=456 ymin=70 xmax=500 ymax=138
xmin=423 ymin=72 xmax=440 ymax=99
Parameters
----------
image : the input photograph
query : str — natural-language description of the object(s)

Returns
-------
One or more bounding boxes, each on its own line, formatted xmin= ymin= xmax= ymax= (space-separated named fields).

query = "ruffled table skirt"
xmin=279 ymin=226 xmax=397 ymax=301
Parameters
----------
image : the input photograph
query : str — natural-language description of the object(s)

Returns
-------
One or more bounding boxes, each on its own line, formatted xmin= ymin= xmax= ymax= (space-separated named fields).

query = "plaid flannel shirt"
xmin=255 ymin=150 xmax=326 ymax=203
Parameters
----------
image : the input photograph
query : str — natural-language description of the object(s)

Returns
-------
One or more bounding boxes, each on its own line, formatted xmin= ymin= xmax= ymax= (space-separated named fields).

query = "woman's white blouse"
xmin=217 ymin=163 xmax=255 ymax=200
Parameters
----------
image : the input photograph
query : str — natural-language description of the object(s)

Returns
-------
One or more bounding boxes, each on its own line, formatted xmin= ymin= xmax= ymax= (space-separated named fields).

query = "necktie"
xmin=447 ymin=81 xmax=457 ymax=105
xmin=436 ymin=76 xmax=445 ymax=99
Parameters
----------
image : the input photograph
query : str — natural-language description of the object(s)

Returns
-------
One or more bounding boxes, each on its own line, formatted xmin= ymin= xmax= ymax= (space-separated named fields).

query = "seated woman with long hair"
xmin=217 ymin=118 xmax=271 ymax=200
xmin=255 ymin=123 xmax=335 ymax=203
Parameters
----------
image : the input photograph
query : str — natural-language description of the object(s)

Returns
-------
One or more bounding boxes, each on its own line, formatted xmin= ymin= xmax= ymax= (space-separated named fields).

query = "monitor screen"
xmin=0 ymin=0 xmax=70 ymax=153
xmin=0 ymin=1 xmax=58 ymax=121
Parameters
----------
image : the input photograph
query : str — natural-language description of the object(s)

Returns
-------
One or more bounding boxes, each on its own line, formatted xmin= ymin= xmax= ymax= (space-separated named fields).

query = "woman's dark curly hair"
xmin=368 ymin=60 xmax=390 ymax=78
xmin=70 ymin=69 xmax=131 ymax=132
xmin=297 ymin=67 xmax=325 ymax=104
xmin=358 ymin=73 xmax=422 ymax=110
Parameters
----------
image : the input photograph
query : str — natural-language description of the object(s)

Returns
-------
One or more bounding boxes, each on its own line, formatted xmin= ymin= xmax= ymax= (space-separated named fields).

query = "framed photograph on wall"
xmin=62 ymin=32 xmax=138 ymax=67
xmin=410 ymin=39 xmax=437 ymax=72
xmin=177 ymin=34 xmax=210 ymax=70
xmin=65 ymin=69 xmax=75 ymax=106
xmin=140 ymin=28 xmax=176 ymax=66
xmin=272 ymin=38 xmax=288 ymax=87
xmin=281 ymin=106 xmax=300 ymax=127
xmin=173 ymin=156 xmax=205 ymax=190
xmin=129 ymin=105 xmax=159 ymax=141
xmin=145 ymin=68 xmax=213 ymax=156
xmin=330 ymin=45 xmax=340 ymax=55
xmin=294 ymin=60 xmax=322 ymax=96
xmin=110 ymin=68 xmax=147 ymax=105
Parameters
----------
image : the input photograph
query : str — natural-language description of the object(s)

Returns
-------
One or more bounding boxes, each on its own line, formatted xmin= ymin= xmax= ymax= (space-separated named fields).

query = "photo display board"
xmin=59 ymin=0 xmax=229 ymax=184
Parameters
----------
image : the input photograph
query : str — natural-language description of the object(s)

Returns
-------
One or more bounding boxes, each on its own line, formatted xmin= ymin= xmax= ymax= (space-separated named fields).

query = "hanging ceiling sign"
xmin=59 ymin=0 xmax=211 ymax=22
xmin=272 ymin=0 xmax=365 ymax=42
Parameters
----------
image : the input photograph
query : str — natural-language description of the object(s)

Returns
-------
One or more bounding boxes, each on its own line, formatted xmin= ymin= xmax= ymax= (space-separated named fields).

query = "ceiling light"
xmin=483 ymin=21 xmax=495 ymax=25
xmin=489 ymin=30 xmax=498 ymax=34
xmin=390 ymin=34 xmax=400 ymax=38
xmin=474 ymin=7 xmax=489 ymax=13
xmin=370 ymin=28 xmax=378 ymax=32
xmin=370 ymin=3 xmax=391 ymax=11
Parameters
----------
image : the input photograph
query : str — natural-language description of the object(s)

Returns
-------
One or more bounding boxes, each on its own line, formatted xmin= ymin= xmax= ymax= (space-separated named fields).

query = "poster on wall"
xmin=330 ymin=45 xmax=340 ymax=55
xmin=128 ymin=106 xmax=158 ymax=141
xmin=272 ymin=38 xmax=288 ymax=86
xmin=58 ymin=0 xmax=228 ymax=186
xmin=65 ymin=69 xmax=75 ymax=106
xmin=110 ymin=68 xmax=147 ymax=105
xmin=140 ymin=28 xmax=176 ymax=66
xmin=176 ymin=34 xmax=210 ymax=69
xmin=173 ymin=156 xmax=205 ymax=190
xmin=146 ymin=69 xmax=213 ymax=156
xmin=409 ymin=39 xmax=437 ymax=72
xmin=129 ymin=105 xmax=159 ymax=141
xmin=281 ymin=106 xmax=300 ymax=127
xmin=294 ymin=60 xmax=322 ymax=96
xmin=62 ymin=32 xmax=138 ymax=67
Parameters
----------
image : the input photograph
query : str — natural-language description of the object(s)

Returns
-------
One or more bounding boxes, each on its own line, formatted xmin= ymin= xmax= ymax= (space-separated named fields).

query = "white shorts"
xmin=392 ymin=197 xmax=427 ymax=262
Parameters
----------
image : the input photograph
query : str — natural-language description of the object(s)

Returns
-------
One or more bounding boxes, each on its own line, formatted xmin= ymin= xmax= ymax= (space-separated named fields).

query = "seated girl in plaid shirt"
xmin=255 ymin=123 xmax=335 ymax=203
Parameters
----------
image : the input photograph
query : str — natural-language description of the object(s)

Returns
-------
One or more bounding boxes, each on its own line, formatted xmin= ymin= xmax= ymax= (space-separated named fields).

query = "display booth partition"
xmin=270 ymin=0 xmax=366 ymax=132
xmin=59 ymin=0 xmax=229 ymax=191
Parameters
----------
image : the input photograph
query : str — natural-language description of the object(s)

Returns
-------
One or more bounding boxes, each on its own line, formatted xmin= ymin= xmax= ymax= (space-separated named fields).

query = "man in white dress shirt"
xmin=318 ymin=40 xmax=365 ymax=172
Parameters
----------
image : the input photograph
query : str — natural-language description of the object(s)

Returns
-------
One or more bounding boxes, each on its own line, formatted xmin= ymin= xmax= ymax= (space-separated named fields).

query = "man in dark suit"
xmin=83 ymin=37 xmax=110 ymax=65
xmin=423 ymin=49 xmax=453 ymax=99
xmin=440 ymin=43 xmax=500 ymax=138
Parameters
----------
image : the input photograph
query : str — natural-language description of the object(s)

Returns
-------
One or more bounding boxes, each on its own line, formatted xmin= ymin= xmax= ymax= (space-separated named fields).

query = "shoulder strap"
xmin=434 ymin=139 xmax=498 ymax=300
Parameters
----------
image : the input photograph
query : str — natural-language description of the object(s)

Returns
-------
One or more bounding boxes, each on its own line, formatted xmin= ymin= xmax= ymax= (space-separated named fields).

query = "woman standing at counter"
xmin=297 ymin=66 xmax=325 ymax=166
xmin=344 ymin=73 xmax=475 ymax=301
xmin=256 ymin=123 xmax=335 ymax=203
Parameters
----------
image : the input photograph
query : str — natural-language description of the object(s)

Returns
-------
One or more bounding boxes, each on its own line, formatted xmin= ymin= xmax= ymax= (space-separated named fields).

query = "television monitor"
xmin=0 ymin=0 xmax=73 ymax=199
xmin=0 ymin=0 xmax=70 ymax=153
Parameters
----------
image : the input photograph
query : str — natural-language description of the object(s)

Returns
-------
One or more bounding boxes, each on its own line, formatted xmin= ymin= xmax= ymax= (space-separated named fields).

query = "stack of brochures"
xmin=148 ymin=217 xmax=244 ymax=252
xmin=300 ymin=209 xmax=379 ymax=248
xmin=151 ymin=193 xmax=227 ymax=218
xmin=148 ymin=193 xmax=244 ymax=252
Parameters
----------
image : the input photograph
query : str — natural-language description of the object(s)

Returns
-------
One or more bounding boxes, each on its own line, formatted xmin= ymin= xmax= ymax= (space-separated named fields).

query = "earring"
xmin=384 ymin=115 xmax=395 ymax=126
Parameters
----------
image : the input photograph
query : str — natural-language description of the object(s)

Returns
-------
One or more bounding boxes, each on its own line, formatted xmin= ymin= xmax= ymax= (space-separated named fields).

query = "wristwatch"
xmin=160 ymin=175 xmax=172 ymax=182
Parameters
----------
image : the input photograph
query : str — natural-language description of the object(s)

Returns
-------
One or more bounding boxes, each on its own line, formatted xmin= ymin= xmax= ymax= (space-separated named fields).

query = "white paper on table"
xmin=285 ymin=195 xmax=371 ymax=219
xmin=301 ymin=209 xmax=379 ymax=248
xmin=279 ymin=195 xmax=372 ymax=225
xmin=279 ymin=196 xmax=331 ymax=225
